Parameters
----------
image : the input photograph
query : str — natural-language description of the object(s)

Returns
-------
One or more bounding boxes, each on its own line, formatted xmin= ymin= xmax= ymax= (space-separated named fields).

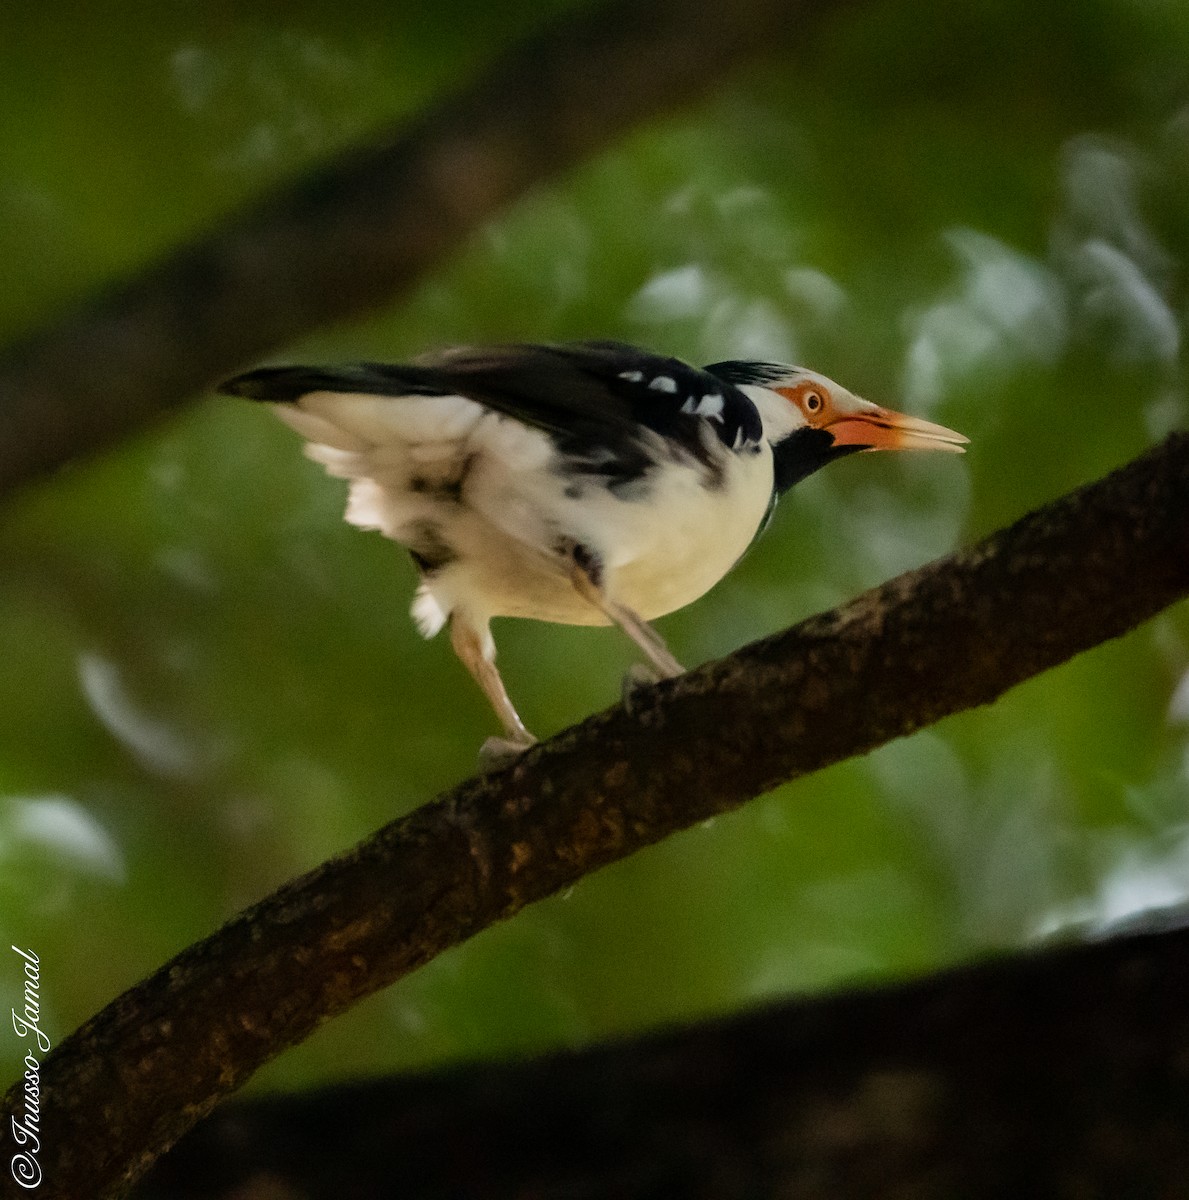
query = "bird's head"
xmin=704 ymin=361 xmax=968 ymax=493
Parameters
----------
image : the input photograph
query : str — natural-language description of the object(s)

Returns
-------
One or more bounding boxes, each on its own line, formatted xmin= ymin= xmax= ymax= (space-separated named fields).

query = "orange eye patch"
xmin=777 ymin=382 xmax=830 ymax=422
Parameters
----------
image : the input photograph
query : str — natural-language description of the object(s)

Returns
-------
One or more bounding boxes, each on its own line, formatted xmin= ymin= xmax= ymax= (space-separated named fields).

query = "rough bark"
xmin=3 ymin=433 xmax=1187 ymax=1198
xmin=0 ymin=0 xmax=836 ymax=498
xmin=135 ymin=911 xmax=1189 ymax=1200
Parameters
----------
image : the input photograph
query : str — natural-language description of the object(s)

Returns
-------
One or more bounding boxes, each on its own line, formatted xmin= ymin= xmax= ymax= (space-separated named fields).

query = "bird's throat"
xmin=771 ymin=427 xmax=862 ymax=494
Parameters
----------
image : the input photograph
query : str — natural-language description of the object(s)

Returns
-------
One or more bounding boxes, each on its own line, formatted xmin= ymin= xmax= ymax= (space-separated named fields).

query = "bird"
xmin=219 ymin=340 xmax=967 ymax=760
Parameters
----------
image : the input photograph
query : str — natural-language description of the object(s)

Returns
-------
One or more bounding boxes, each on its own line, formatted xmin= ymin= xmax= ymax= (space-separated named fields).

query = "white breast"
xmin=565 ymin=441 xmax=774 ymax=620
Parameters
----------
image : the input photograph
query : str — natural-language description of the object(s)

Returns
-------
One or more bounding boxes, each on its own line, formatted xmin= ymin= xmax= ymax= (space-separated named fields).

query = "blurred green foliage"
xmin=1 ymin=0 xmax=1187 ymax=1093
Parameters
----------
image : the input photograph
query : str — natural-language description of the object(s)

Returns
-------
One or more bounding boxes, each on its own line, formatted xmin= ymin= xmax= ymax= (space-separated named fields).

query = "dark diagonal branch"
xmin=0 ymin=0 xmax=834 ymax=497
xmin=137 ymin=911 xmax=1189 ymax=1200
xmin=3 ymin=434 xmax=1186 ymax=1198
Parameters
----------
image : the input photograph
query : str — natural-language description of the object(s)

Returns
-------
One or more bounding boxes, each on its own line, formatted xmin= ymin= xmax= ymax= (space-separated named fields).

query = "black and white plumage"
xmin=220 ymin=340 xmax=966 ymax=755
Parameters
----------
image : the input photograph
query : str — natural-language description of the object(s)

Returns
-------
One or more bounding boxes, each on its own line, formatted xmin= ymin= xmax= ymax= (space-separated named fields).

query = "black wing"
xmin=220 ymin=341 xmax=763 ymax=481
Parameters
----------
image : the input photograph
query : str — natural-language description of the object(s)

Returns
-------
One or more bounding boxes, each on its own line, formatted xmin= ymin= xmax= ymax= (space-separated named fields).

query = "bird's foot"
xmin=478 ymin=734 xmax=537 ymax=773
xmin=621 ymin=663 xmax=662 ymax=714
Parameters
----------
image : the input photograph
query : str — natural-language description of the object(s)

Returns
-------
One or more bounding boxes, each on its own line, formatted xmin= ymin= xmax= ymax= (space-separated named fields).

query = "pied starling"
xmin=221 ymin=341 xmax=966 ymax=757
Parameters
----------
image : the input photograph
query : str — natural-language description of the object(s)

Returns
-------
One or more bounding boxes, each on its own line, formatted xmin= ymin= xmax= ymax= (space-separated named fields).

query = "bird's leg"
xmin=567 ymin=546 xmax=685 ymax=680
xmin=448 ymin=613 xmax=537 ymax=767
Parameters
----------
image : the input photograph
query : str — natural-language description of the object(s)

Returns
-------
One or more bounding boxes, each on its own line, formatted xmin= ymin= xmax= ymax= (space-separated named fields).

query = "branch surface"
xmin=3 ymin=433 xmax=1187 ymax=1197
xmin=0 ymin=0 xmax=831 ymax=497
xmin=137 ymin=912 xmax=1189 ymax=1200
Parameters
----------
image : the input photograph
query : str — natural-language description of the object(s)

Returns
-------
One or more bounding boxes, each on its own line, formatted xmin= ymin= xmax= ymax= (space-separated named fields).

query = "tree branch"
xmin=0 ymin=0 xmax=834 ymax=498
xmin=135 ymin=910 xmax=1189 ymax=1200
xmin=4 ymin=433 xmax=1186 ymax=1197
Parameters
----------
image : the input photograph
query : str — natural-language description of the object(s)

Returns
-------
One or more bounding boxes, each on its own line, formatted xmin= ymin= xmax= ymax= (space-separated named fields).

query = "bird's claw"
xmin=478 ymin=735 xmax=536 ymax=773
xmin=621 ymin=663 xmax=662 ymax=714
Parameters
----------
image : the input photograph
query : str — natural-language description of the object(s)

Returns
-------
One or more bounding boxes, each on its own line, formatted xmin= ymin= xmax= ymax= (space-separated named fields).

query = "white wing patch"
xmin=695 ymin=393 xmax=724 ymax=420
xmin=678 ymin=392 xmax=724 ymax=420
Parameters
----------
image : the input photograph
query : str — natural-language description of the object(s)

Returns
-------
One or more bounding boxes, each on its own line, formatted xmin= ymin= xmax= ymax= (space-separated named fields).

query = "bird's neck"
xmin=771 ymin=428 xmax=863 ymax=495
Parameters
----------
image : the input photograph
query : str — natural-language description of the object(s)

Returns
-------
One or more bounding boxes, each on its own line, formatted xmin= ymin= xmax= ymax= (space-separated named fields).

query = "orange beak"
xmin=825 ymin=406 xmax=969 ymax=454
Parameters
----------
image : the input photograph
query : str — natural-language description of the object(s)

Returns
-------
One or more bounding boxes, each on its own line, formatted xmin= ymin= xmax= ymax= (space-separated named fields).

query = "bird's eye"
xmin=804 ymin=391 xmax=823 ymax=413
